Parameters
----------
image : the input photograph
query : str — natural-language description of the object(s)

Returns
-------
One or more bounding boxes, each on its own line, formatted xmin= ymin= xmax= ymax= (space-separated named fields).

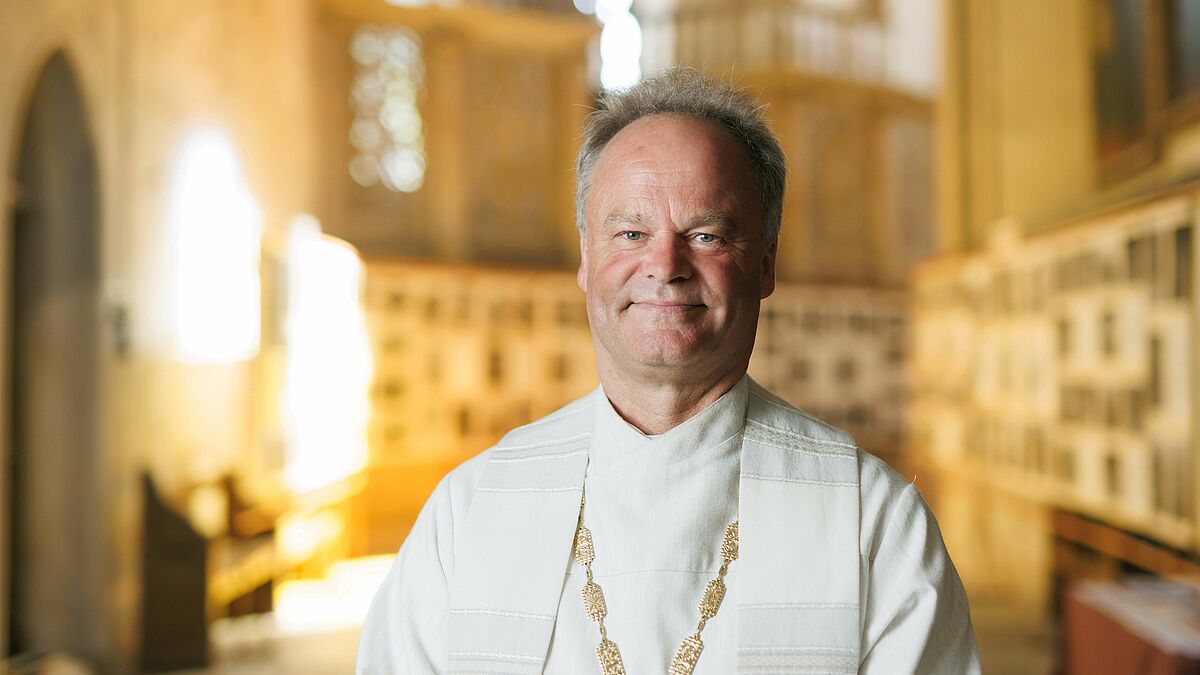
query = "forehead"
xmin=591 ymin=114 xmax=760 ymax=202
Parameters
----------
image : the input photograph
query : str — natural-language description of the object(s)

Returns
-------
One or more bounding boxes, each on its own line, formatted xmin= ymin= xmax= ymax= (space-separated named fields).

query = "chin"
xmin=627 ymin=341 xmax=708 ymax=369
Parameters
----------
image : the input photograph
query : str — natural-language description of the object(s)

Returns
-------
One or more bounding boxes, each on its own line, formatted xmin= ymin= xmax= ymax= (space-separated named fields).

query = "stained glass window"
xmin=349 ymin=25 xmax=426 ymax=193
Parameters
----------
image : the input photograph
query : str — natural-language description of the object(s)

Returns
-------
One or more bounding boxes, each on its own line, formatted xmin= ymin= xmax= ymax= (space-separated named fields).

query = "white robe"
xmin=358 ymin=377 xmax=980 ymax=674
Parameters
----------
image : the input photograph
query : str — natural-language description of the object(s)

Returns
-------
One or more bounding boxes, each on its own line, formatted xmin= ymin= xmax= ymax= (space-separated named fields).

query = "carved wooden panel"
xmin=911 ymin=190 xmax=1199 ymax=548
xmin=750 ymin=285 xmax=908 ymax=465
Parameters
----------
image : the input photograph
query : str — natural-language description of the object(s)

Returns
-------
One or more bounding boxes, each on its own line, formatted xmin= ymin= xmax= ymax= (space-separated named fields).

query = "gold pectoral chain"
xmin=573 ymin=494 xmax=739 ymax=675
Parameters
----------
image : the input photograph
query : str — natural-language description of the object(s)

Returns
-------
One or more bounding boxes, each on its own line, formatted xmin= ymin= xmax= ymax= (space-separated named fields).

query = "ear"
xmin=576 ymin=228 xmax=589 ymax=293
xmin=759 ymin=239 xmax=777 ymax=299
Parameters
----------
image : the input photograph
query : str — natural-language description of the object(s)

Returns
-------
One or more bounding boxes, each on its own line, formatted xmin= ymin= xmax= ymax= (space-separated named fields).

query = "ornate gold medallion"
xmin=573 ymin=494 xmax=737 ymax=675
xmin=669 ymin=635 xmax=705 ymax=675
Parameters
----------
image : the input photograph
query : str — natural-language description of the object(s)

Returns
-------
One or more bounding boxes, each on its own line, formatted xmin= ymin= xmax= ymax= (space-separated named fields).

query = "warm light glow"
xmin=596 ymin=2 xmax=642 ymax=88
xmin=167 ymin=129 xmax=262 ymax=362
xmin=278 ymin=511 xmax=343 ymax=564
xmin=187 ymin=483 xmax=229 ymax=539
xmin=274 ymin=556 xmax=394 ymax=634
xmin=349 ymin=25 xmax=426 ymax=192
xmin=595 ymin=0 xmax=633 ymax=24
xmin=281 ymin=215 xmax=373 ymax=493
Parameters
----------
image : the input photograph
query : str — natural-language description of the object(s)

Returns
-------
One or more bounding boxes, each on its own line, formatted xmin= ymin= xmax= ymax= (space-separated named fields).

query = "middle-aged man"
xmin=358 ymin=67 xmax=980 ymax=674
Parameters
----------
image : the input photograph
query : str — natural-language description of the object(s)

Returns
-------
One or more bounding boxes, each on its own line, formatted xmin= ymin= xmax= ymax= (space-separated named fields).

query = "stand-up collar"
xmin=588 ymin=375 xmax=749 ymax=475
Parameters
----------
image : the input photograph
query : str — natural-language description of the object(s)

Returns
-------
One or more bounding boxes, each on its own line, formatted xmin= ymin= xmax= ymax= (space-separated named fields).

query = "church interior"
xmin=1 ymin=0 xmax=1198 ymax=672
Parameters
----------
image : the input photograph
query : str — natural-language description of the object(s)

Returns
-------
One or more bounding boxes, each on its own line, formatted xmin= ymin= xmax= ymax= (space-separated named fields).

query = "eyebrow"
xmin=602 ymin=211 xmax=645 ymax=229
xmin=601 ymin=210 xmax=737 ymax=232
xmin=688 ymin=210 xmax=737 ymax=233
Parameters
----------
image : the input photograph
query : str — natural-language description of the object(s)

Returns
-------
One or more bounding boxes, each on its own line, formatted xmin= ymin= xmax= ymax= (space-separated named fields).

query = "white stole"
xmin=447 ymin=381 xmax=861 ymax=673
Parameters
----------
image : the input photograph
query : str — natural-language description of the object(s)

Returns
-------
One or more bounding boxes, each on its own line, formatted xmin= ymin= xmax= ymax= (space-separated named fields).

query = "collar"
xmin=589 ymin=375 xmax=750 ymax=476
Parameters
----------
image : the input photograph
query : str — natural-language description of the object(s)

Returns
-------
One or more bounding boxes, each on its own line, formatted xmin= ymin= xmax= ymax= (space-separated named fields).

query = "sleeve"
xmin=859 ymin=483 xmax=982 ymax=675
xmin=356 ymin=476 xmax=457 ymax=675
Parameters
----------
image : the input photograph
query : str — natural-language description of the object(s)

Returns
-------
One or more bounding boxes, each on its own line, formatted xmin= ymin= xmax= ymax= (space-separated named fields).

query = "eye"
xmin=694 ymin=232 xmax=720 ymax=244
xmin=620 ymin=231 xmax=644 ymax=241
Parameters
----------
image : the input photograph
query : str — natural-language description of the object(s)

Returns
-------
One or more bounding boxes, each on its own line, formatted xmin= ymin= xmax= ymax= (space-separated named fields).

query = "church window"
xmin=846 ymin=406 xmax=869 ymax=427
xmin=1104 ymin=454 xmax=1122 ymax=498
xmin=349 ymin=25 xmax=426 ymax=192
xmin=458 ymin=406 xmax=472 ymax=436
xmin=517 ymin=298 xmax=535 ymax=325
xmin=1127 ymin=234 xmax=1155 ymax=284
xmin=551 ymin=353 xmax=570 ymax=381
xmin=168 ymin=130 xmax=261 ymax=362
xmin=382 ymin=335 xmax=405 ymax=354
xmin=1152 ymin=447 xmax=1167 ymax=513
xmin=1060 ymin=387 xmax=1079 ymax=422
xmin=488 ymin=348 xmax=505 ymax=385
xmin=385 ymin=425 xmax=404 ymax=443
xmin=1175 ymin=225 xmax=1192 ymax=298
xmin=1055 ymin=447 xmax=1076 ymax=482
xmin=835 ymin=358 xmax=856 ymax=383
xmin=453 ymin=294 xmax=471 ymax=323
xmin=1101 ymin=309 xmax=1116 ymax=356
xmin=578 ymin=0 xmax=643 ymax=88
xmin=1026 ymin=428 xmax=1045 ymax=473
xmin=1057 ymin=317 xmax=1071 ymax=357
xmin=1129 ymin=388 xmax=1147 ymax=430
xmin=1149 ymin=335 xmax=1162 ymax=406
xmin=792 ymin=359 xmax=810 ymax=381
xmin=802 ymin=311 xmax=823 ymax=333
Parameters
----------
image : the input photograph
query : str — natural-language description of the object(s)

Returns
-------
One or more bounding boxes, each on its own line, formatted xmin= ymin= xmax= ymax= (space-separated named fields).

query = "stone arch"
xmin=4 ymin=49 xmax=104 ymax=666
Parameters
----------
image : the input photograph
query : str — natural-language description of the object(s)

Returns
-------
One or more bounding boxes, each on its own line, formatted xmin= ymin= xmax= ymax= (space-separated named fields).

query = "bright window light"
xmin=274 ymin=555 xmax=394 ymax=634
xmin=595 ymin=0 xmax=633 ymax=24
xmin=599 ymin=10 xmax=643 ymax=89
xmin=167 ymin=129 xmax=262 ymax=363
xmin=281 ymin=215 xmax=372 ymax=493
xmin=349 ymin=25 xmax=426 ymax=192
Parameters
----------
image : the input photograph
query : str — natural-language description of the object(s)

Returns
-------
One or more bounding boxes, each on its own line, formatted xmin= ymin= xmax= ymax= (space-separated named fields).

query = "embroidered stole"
xmin=447 ymin=382 xmax=861 ymax=673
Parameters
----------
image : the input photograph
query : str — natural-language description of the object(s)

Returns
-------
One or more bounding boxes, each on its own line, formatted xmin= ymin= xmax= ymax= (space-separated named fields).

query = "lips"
xmin=629 ymin=301 xmax=705 ymax=312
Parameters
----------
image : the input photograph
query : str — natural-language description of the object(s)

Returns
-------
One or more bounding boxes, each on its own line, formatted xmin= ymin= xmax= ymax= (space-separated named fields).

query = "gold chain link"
xmin=573 ymin=494 xmax=739 ymax=675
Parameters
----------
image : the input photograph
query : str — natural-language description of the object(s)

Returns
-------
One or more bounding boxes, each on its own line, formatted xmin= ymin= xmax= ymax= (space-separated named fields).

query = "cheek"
xmin=702 ymin=265 xmax=761 ymax=313
xmin=593 ymin=254 xmax=637 ymax=289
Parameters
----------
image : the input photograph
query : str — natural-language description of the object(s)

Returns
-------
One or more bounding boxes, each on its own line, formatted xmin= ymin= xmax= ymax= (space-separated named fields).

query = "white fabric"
xmin=545 ymin=375 xmax=746 ymax=673
xmin=357 ymin=378 xmax=980 ymax=674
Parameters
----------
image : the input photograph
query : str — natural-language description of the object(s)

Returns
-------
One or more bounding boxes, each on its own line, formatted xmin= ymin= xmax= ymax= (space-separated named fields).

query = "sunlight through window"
xmin=167 ymin=129 xmax=261 ymax=363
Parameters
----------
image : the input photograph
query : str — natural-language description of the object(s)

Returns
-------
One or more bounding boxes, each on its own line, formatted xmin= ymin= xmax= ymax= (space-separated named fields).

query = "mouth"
xmin=630 ymin=301 xmax=705 ymax=311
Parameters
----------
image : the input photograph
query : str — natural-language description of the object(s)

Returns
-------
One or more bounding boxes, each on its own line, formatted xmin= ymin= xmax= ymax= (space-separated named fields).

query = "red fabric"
xmin=1064 ymin=586 xmax=1200 ymax=675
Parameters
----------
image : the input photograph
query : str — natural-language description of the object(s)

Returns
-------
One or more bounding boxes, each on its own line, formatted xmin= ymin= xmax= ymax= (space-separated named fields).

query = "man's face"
xmin=578 ymin=114 xmax=777 ymax=384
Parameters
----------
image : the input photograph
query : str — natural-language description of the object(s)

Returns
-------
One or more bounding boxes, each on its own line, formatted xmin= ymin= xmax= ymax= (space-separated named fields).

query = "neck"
xmin=598 ymin=362 xmax=748 ymax=435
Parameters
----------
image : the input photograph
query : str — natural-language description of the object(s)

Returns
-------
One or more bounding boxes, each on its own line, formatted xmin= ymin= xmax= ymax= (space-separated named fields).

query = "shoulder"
xmin=745 ymin=379 xmax=932 ymax=557
xmin=492 ymin=387 xmax=600 ymax=448
xmin=745 ymin=378 xmax=858 ymax=451
xmin=857 ymin=449 xmax=944 ymax=567
xmin=854 ymin=455 xmax=979 ymax=671
xmin=436 ymin=388 xmax=600 ymax=519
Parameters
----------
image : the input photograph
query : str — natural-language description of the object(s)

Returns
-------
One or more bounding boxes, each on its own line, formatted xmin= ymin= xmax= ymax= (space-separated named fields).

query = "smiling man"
xmin=358 ymin=68 xmax=980 ymax=674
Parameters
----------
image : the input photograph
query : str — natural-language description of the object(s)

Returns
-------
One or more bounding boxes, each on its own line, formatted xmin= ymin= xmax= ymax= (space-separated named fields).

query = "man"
xmin=358 ymin=68 xmax=979 ymax=674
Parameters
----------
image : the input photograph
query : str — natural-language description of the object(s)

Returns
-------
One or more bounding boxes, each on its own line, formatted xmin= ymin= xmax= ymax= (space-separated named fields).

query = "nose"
xmin=642 ymin=234 xmax=692 ymax=282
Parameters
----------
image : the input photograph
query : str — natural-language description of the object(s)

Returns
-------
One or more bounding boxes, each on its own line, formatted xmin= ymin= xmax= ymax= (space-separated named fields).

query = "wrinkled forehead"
xmin=588 ymin=114 xmax=763 ymax=219
xmin=595 ymin=114 xmax=754 ymax=179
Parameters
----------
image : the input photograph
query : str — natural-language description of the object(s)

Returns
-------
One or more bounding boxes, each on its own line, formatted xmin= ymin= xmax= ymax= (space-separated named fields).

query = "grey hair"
xmin=574 ymin=67 xmax=786 ymax=244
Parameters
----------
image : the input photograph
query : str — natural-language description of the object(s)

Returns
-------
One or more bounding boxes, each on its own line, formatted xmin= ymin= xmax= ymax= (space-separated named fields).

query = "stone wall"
xmin=0 ymin=0 xmax=318 ymax=669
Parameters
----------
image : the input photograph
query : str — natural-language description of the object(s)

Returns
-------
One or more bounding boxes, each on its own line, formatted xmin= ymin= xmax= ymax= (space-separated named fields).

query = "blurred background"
xmin=0 ymin=0 xmax=1198 ymax=673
